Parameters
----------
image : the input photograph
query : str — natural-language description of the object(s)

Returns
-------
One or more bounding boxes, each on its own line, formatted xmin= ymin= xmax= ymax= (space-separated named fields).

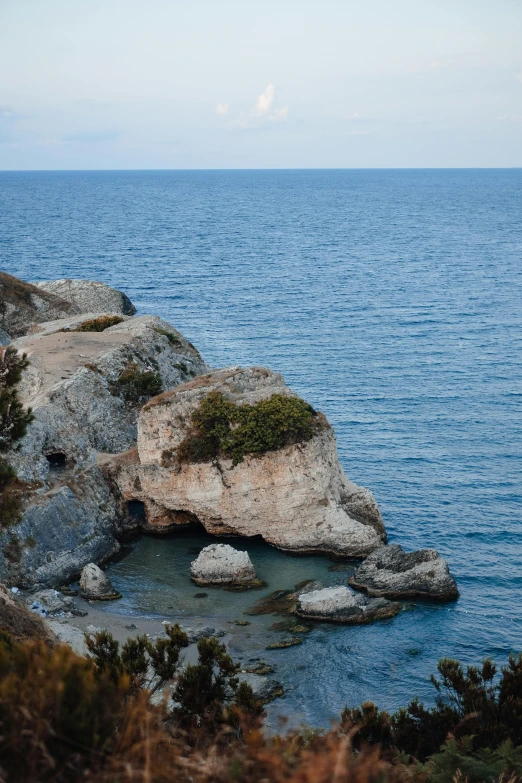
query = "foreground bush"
xmin=0 ymin=627 xmax=521 ymax=782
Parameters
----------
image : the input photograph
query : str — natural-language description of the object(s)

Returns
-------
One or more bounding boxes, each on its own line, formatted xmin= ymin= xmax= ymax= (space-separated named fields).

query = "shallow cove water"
xmin=1 ymin=169 xmax=521 ymax=728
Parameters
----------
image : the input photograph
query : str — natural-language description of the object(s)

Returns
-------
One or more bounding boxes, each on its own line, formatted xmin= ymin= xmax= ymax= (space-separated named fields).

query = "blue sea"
xmin=1 ymin=169 xmax=521 ymax=728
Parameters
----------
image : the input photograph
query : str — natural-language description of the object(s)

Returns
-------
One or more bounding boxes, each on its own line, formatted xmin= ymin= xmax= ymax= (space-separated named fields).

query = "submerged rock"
xmin=111 ymin=366 xmax=387 ymax=557
xmin=349 ymin=544 xmax=459 ymax=600
xmin=238 ymin=673 xmax=283 ymax=702
xmin=295 ymin=585 xmax=401 ymax=624
xmin=34 ymin=279 xmax=136 ymax=316
xmin=79 ymin=563 xmax=121 ymax=600
xmin=190 ymin=544 xmax=260 ymax=587
xmin=266 ymin=637 xmax=302 ymax=650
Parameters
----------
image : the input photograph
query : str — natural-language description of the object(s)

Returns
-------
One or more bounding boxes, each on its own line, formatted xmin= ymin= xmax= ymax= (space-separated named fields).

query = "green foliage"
xmin=419 ymin=738 xmax=522 ymax=783
xmin=177 ymin=391 xmax=320 ymax=466
xmin=172 ymin=636 xmax=263 ymax=731
xmin=0 ymin=348 xmax=34 ymax=528
xmin=71 ymin=315 xmax=124 ymax=332
xmin=85 ymin=623 xmax=188 ymax=693
xmin=0 ymin=348 xmax=33 ymax=452
xmin=342 ymin=653 xmax=522 ymax=766
xmin=110 ymin=362 xmax=163 ymax=403
xmin=152 ymin=326 xmax=183 ymax=347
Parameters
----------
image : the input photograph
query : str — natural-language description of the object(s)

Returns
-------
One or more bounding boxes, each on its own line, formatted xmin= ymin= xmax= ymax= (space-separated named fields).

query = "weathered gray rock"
xmin=295 ymin=585 xmax=401 ymax=624
xmin=27 ymin=588 xmax=86 ymax=617
xmin=349 ymin=544 xmax=459 ymax=600
xmin=0 ymin=272 xmax=78 ymax=338
xmin=238 ymin=673 xmax=283 ymax=702
xmin=34 ymin=279 xmax=136 ymax=316
xmin=0 ymin=312 xmax=208 ymax=588
xmin=190 ymin=544 xmax=258 ymax=586
xmin=110 ymin=366 xmax=387 ymax=557
xmin=80 ymin=563 xmax=121 ymax=600
xmin=179 ymin=625 xmax=226 ymax=643
xmin=0 ymin=327 xmax=11 ymax=345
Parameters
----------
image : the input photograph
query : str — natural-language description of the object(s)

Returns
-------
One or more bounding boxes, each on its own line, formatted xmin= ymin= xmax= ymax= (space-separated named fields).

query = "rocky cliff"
xmin=108 ymin=366 xmax=387 ymax=557
xmin=0 ymin=306 xmax=208 ymax=587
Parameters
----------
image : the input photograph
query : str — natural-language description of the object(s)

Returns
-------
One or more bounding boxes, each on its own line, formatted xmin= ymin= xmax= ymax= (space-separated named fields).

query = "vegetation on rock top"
xmin=173 ymin=391 xmax=322 ymax=467
xmin=110 ymin=362 xmax=163 ymax=403
xmin=70 ymin=315 xmax=124 ymax=332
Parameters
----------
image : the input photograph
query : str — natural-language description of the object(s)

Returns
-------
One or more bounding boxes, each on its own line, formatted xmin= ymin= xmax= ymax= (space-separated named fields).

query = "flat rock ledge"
xmin=349 ymin=544 xmax=459 ymax=600
xmin=295 ymin=585 xmax=401 ymax=625
xmin=190 ymin=544 xmax=261 ymax=587
xmin=79 ymin=563 xmax=121 ymax=601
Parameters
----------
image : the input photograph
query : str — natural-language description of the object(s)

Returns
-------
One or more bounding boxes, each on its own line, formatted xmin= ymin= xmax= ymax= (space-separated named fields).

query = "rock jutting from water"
xmin=190 ymin=543 xmax=260 ymax=587
xmin=295 ymin=585 xmax=402 ymax=624
xmin=79 ymin=563 xmax=121 ymax=600
xmin=108 ymin=365 xmax=387 ymax=558
xmin=349 ymin=544 xmax=459 ymax=600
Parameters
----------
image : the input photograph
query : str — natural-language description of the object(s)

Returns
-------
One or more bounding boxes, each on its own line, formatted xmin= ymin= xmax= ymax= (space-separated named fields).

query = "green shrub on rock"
xmin=177 ymin=391 xmax=321 ymax=466
xmin=71 ymin=315 xmax=124 ymax=332
xmin=110 ymin=363 xmax=163 ymax=403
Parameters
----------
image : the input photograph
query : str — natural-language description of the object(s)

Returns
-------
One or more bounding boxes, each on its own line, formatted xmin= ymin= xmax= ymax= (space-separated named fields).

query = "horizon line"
xmin=1 ymin=166 xmax=521 ymax=173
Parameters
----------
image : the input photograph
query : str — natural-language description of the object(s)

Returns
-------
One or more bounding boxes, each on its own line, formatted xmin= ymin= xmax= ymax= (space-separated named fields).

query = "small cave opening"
xmin=45 ymin=452 xmax=67 ymax=470
xmin=127 ymin=500 xmax=146 ymax=520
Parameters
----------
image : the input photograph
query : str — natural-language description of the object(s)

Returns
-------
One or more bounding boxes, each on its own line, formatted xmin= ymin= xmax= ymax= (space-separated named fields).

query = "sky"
xmin=1 ymin=0 xmax=521 ymax=169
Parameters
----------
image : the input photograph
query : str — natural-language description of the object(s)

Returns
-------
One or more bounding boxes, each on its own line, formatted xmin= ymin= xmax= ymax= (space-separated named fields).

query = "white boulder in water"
xmin=190 ymin=544 xmax=259 ymax=586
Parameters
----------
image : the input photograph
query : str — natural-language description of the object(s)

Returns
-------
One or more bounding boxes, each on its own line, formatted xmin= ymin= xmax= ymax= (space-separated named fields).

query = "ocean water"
xmin=1 ymin=169 xmax=521 ymax=727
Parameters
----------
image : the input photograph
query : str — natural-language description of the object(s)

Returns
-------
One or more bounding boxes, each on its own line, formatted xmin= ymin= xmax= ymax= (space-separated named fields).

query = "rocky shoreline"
xmin=1 ymin=273 xmax=458 ymax=649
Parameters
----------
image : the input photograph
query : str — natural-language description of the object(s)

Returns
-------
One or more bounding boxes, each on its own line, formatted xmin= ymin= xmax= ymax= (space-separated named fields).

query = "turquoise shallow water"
xmin=1 ymin=169 xmax=521 ymax=727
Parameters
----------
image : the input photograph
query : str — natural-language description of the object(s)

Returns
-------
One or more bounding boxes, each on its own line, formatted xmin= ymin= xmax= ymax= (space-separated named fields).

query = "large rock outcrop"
xmin=0 ymin=272 xmax=78 ymax=338
xmin=34 ymin=279 xmax=136 ymax=316
xmin=349 ymin=544 xmax=459 ymax=600
xmin=109 ymin=366 xmax=387 ymax=557
xmin=0 ymin=313 xmax=208 ymax=588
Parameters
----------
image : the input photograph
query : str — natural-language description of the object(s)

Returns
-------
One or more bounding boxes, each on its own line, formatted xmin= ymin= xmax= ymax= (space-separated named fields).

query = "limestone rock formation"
xmin=35 ymin=279 xmax=136 ymax=316
xmin=110 ymin=366 xmax=386 ymax=557
xmin=349 ymin=544 xmax=459 ymax=600
xmin=80 ymin=563 xmax=121 ymax=600
xmin=0 ymin=311 xmax=208 ymax=588
xmin=0 ymin=271 xmax=78 ymax=338
xmin=295 ymin=585 xmax=401 ymax=624
xmin=190 ymin=544 xmax=259 ymax=586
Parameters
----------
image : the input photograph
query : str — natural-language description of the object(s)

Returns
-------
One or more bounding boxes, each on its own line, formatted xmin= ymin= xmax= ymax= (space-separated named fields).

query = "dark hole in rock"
xmin=46 ymin=452 xmax=67 ymax=469
xmin=127 ymin=500 xmax=146 ymax=519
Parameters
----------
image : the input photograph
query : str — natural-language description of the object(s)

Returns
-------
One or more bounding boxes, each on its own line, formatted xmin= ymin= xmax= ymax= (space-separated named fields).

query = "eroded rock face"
xmin=110 ymin=366 xmax=387 ymax=557
xmin=35 ymin=279 xmax=136 ymax=316
xmin=295 ymin=585 xmax=401 ymax=624
xmin=80 ymin=563 xmax=121 ymax=600
xmin=190 ymin=544 xmax=258 ymax=586
xmin=0 ymin=272 xmax=78 ymax=338
xmin=349 ymin=544 xmax=459 ymax=600
xmin=0 ymin=314 xmax=208 ymax=588
xmin=0 ymin=327 xmax=11 ymax=346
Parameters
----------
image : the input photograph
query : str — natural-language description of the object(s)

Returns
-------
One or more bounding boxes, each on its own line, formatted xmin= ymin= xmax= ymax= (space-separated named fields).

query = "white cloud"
xmin=255 ymin=83 xmax=275 ymax=116
xmin=251 ymin=83 xmax=288 ymax=124
xmin=215 ymin=103 xmax=230 ymax=116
